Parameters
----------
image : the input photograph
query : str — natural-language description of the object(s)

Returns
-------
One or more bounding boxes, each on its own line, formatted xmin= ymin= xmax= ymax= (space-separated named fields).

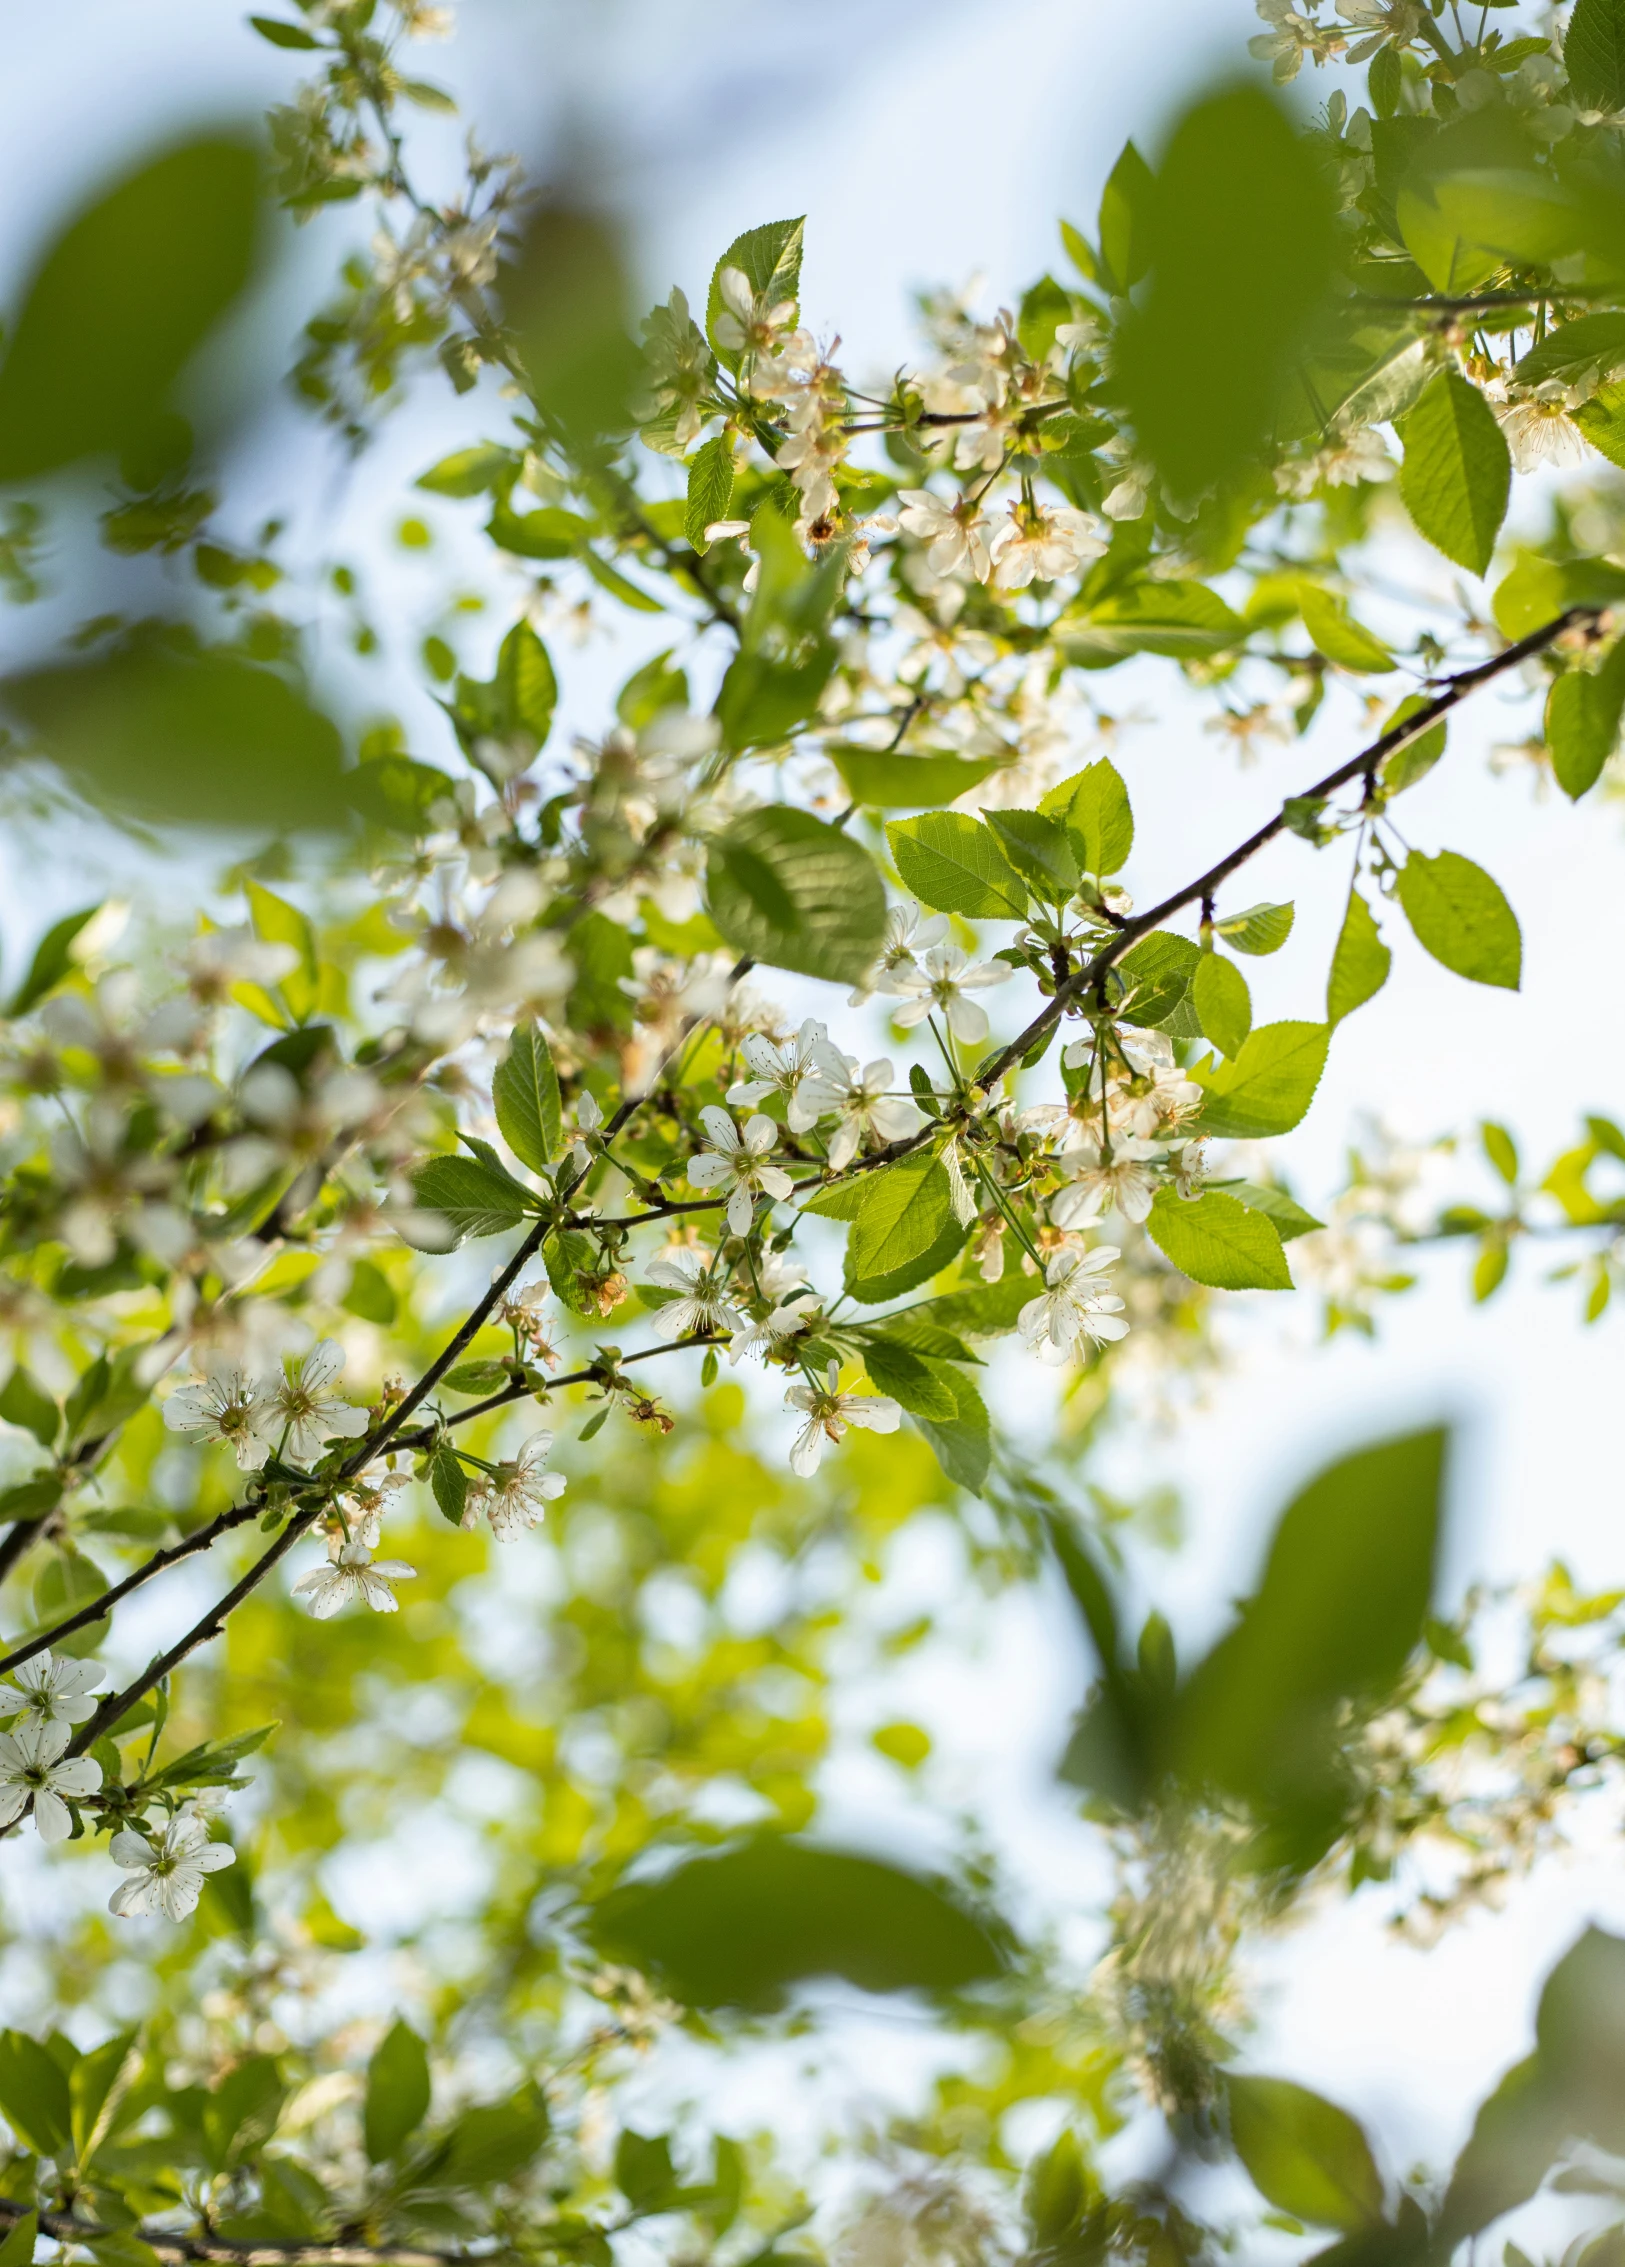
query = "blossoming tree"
xmin=0 ymin=0 xmax=1624 ymax=2260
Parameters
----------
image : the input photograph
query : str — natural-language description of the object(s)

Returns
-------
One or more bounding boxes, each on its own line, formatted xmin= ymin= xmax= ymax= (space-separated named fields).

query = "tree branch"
xmin=0 ymin=1500 xmax=266 ymax=1679
xmin=0 ymin=2199 xmax=489 ymax=2267
xmin=974 ymin=606 xmax=1597 ymax=1093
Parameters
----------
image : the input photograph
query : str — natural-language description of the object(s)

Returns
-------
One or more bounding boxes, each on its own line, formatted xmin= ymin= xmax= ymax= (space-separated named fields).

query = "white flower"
xmin=181 ymin=926 xmax=300 ymax=1008
xmin=162 ymin=1364 xmax=271 ymax=1470
xmin=727 ymin=1018 xmax=847 ymax=1133
xmin=332 ymin=1468 xmax=412 ymax=1550
xmin=1249 ymin=0 xmax=1345 ymax=79
xmin=568 ymin=1088 xmax=605 ymax=1178
xmin=712 ymin=265 xmax=798 ymax=361
xmin=109 ymin=1808 xmax=235 ymax=1922
xmin=1052 ymin=1138 xmax=1163 ymax=1225
xmin=1018 ymin=1248 xmax=1128 ymax=1365
xmin=291 ymin=1541 xmax=416 ymax=1618
xmin=822 ymin=1057 xmax=920 ymax=1171
xmin=0 ymin=1651 xmax=104 ymax=1727
xmin=896 ymin=489 xmax=992 ymax=582
xmin=0 ymin=1717 xmax=101 ymax=1840
xmin=783 ymin=1362 xmax=901 ymax=1476
xmin=849 ymin=901 xmax=950 ymax=1005
xmin=687 ymin=1107 xmax=794 ymax=1236
xmin=987 ymin=502 xmax=1105 ymax=590
xmin=1496 ymin=387 xmax=1593 ymax=474
xmin=890 ymin=944 xmax=1014 ymax=1045
xmin=261 ymin=1339 xmax=370 ymax=1465
xmin=463 ymin=1433 xmax=566 ymax=1541
xmin=645 ymin=1248 xmax=743 ymax=1340
xmin=727 ymin=1295 xmax=824 ymax=1365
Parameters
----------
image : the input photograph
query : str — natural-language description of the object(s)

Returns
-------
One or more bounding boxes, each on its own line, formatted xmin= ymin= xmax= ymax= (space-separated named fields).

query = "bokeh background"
xmin=3 ymin=0 xmax=1623 ymax=2207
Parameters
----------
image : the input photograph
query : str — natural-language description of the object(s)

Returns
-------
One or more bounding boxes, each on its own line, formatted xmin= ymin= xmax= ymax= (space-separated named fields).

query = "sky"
xmin=2 ymin=0 xmax=1624 ymax=2214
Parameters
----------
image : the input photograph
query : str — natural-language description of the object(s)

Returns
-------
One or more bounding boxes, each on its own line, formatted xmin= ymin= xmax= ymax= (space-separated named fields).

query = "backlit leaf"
xmin=1397 ymin=369 xmax=1510 ymax=577
xmin=1396 ymin=849 xmax=1521 ymax=990
xmin=707 ymin=806 xmax=887 ymax=984
xmin=1145 ymin=1188 xmax=1291 ymax=1292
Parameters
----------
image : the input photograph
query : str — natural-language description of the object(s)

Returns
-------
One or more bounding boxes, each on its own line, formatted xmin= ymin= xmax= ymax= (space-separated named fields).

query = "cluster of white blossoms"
xmin=0 ymin=1650 xmax=241 ymax=1916
xmin=163 ymin=1338 xmax=370 ymax=1470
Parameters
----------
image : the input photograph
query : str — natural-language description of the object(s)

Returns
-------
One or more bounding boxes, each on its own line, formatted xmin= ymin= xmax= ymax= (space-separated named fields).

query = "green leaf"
xmin=1221 ymin=1181 xmax=1325 ymax=1240
xmin=1054 ymin=757 xmax=1134 ymax=875
xmin=0 ymin=1366 xmax=58 ymax=1449
xmin=1546 ymin=639 xmax=1625 ymax=799
xmin=0 ymin=2215 xmax=38 ymax=2267
xmin=486 ymin=503 xmax=588 ymax=560
xmin=923 ymin=1275 xmax=1036 ymax=1338
xmin=983 ymin=809 xmax=1079 ymax=899
xmin=0 ymin=2031 xmax=72 ymax=2155
xmin=1064 ymin=578 xmax=1244 ymax=663
xmin=1191 ymin=953 xmax=1251 ymax=1058
xmin=1327 ymin=887 xmax=1392 ymax=1026
xmin=1379 ymin=692 xmax=1448 ymax=794
xmin=1115 ymin=85 xmax=1334 ymax=496
xmin=344 ymin=756 xmax=455 ymax=837
xmin=909 ymin=1365 xmax=992 ymax=1494
xmin=201 ymin=2055 xmax=285 ymax=2173
xmin=412 ymin=1157 xmax=533 ymax=1243
xmin=714 ymin=510 xmax=841 ymax=747
xmin=5 ymin=637 xmax=346 ymax=833
xmin=1396 ymin=849 xmax=1521 ymax=990
xmin=1172 ymin=1429 xmax=1447 ymax=1867
xmin=830 ymin=748 xmax=1003 ymax=808
xmin=860 ymin=1338 xmax=958 ymax=1421
xmin=684 ymin=433 xmax=735 ymax=553
xmin=1212 ymin=900 xmax=1294 ymax=956
xmin=706 ymin=806 xmax=887 ymax=984
xmin=415 ymin=443 xmax=516 ymax=497
xmin=615 ymin=2130 xmax=680 ymax=2212
xmin=706 ymin=218 xmax=804 ymax=366
xmin=364 ymin=2020 xmax=431 ymax=2163
xmin=1397 ymin=369 xmax=1510 ymax=578
xmin=433 ymin=2086 xmax=550 ymax=2188
xmin=886 ymin=813 xmax=1028 ymax=919
xmin=1193 ymin=1022 xmax=1329 ymax=1139
xmin=0 ymin=135 xmax=262 ymax=482
xmin=1112 ymin=932 xmax=1201 ymax=1030
xmin=1299 ymin=587 xmax=1396 ymax=675
xmin=587 ymin=1838 xmax=1006 ymax=2010
xmin=8 ymin=905 xmax=102 ymax=1018
xmin=429 ymin=1444 xmax=469 ymax=1528
xmin=1513 ymin=312 xmax=1625 ymax=391
xmin=496 ymin=620 xmax=558 ymax=743
xmin=1227 ymin=2077 xmax=1386 ymax=2232
xmin=849 ymin=1151 xmax=955 ymax=1285
xmin=1566 ymin=0 xmax=1625 ymax=112
xmin=493 ymin=1024 xmax=562 ymax=1174
xmin=149 ymin=1723 xmax=273 ymax=1791
xmin=246 ymin=881 xmax=318 ymax=1026
xmin=1574 ymin=377 xmax=1625 ymax=469
xmin=71 ymin=2033 xmax=136 ymax=2164
xmin=1145 ymin=1189 xmax=1291 ymax=1292
xmin=616 ymin=649 xmax=689 ymax=729
xmin=250 ymin=14 xmax=322 ymax=46
xmin=1097 ymin=138 xmax=1155 ymax=293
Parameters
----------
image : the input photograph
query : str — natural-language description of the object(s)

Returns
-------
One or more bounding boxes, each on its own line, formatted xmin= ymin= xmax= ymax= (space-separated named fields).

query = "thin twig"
xmin=974 ymin=606 xmax=1597 ymax=1092
xmin=0 ymin=2199 xmax=486 ymax=2267
xmin=0 ymin=1501 xmax=265 ymax=1679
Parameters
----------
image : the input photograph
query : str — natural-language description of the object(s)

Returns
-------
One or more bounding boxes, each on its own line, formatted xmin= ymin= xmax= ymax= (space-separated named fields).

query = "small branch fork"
xmin=5 ymin=605 xmax=1591 ymax=1776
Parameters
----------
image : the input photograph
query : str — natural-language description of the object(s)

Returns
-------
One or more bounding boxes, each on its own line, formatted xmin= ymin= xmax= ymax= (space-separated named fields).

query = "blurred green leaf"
xmin=504 ymin=205 xmax=640 ymax=441
xmin=0 ymin=135 xmax=262 ymax=483
xmin=1115 ymin=84 xmax=1334 ymax=496
xmin=8 ymin=904 xmax=103 ymax=1018
xmin=1227 ymin=2076 xmax=1385 ymax=2231
xmin=830 ymin=747 xmax=1003 ymax=809
xmin=0 ymin=2030 xmax=72 ymax=2155
xmin=365 ymin=2020 xmax=431 ymax=2163
xmin=588 ymin=1838 xmax=1007 ymax=2009
xmin=1171 ymin=1429 xmax=1447 ymax=1866
xmin=3 ymin=633 xmax=346 ymax=831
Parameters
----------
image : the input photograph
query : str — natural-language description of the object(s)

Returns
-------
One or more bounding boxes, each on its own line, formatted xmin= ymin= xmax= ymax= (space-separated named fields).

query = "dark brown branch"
xmin=0 ymin=1517 xmax=45 ymax=1590
xmin=0 ymin=1500 xmax=265 ymax=1679
xmin=0 ymin=2198 xmax=484 ymax=2267
xmin=973 ymin=606 xmax=1598 ymax=1094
